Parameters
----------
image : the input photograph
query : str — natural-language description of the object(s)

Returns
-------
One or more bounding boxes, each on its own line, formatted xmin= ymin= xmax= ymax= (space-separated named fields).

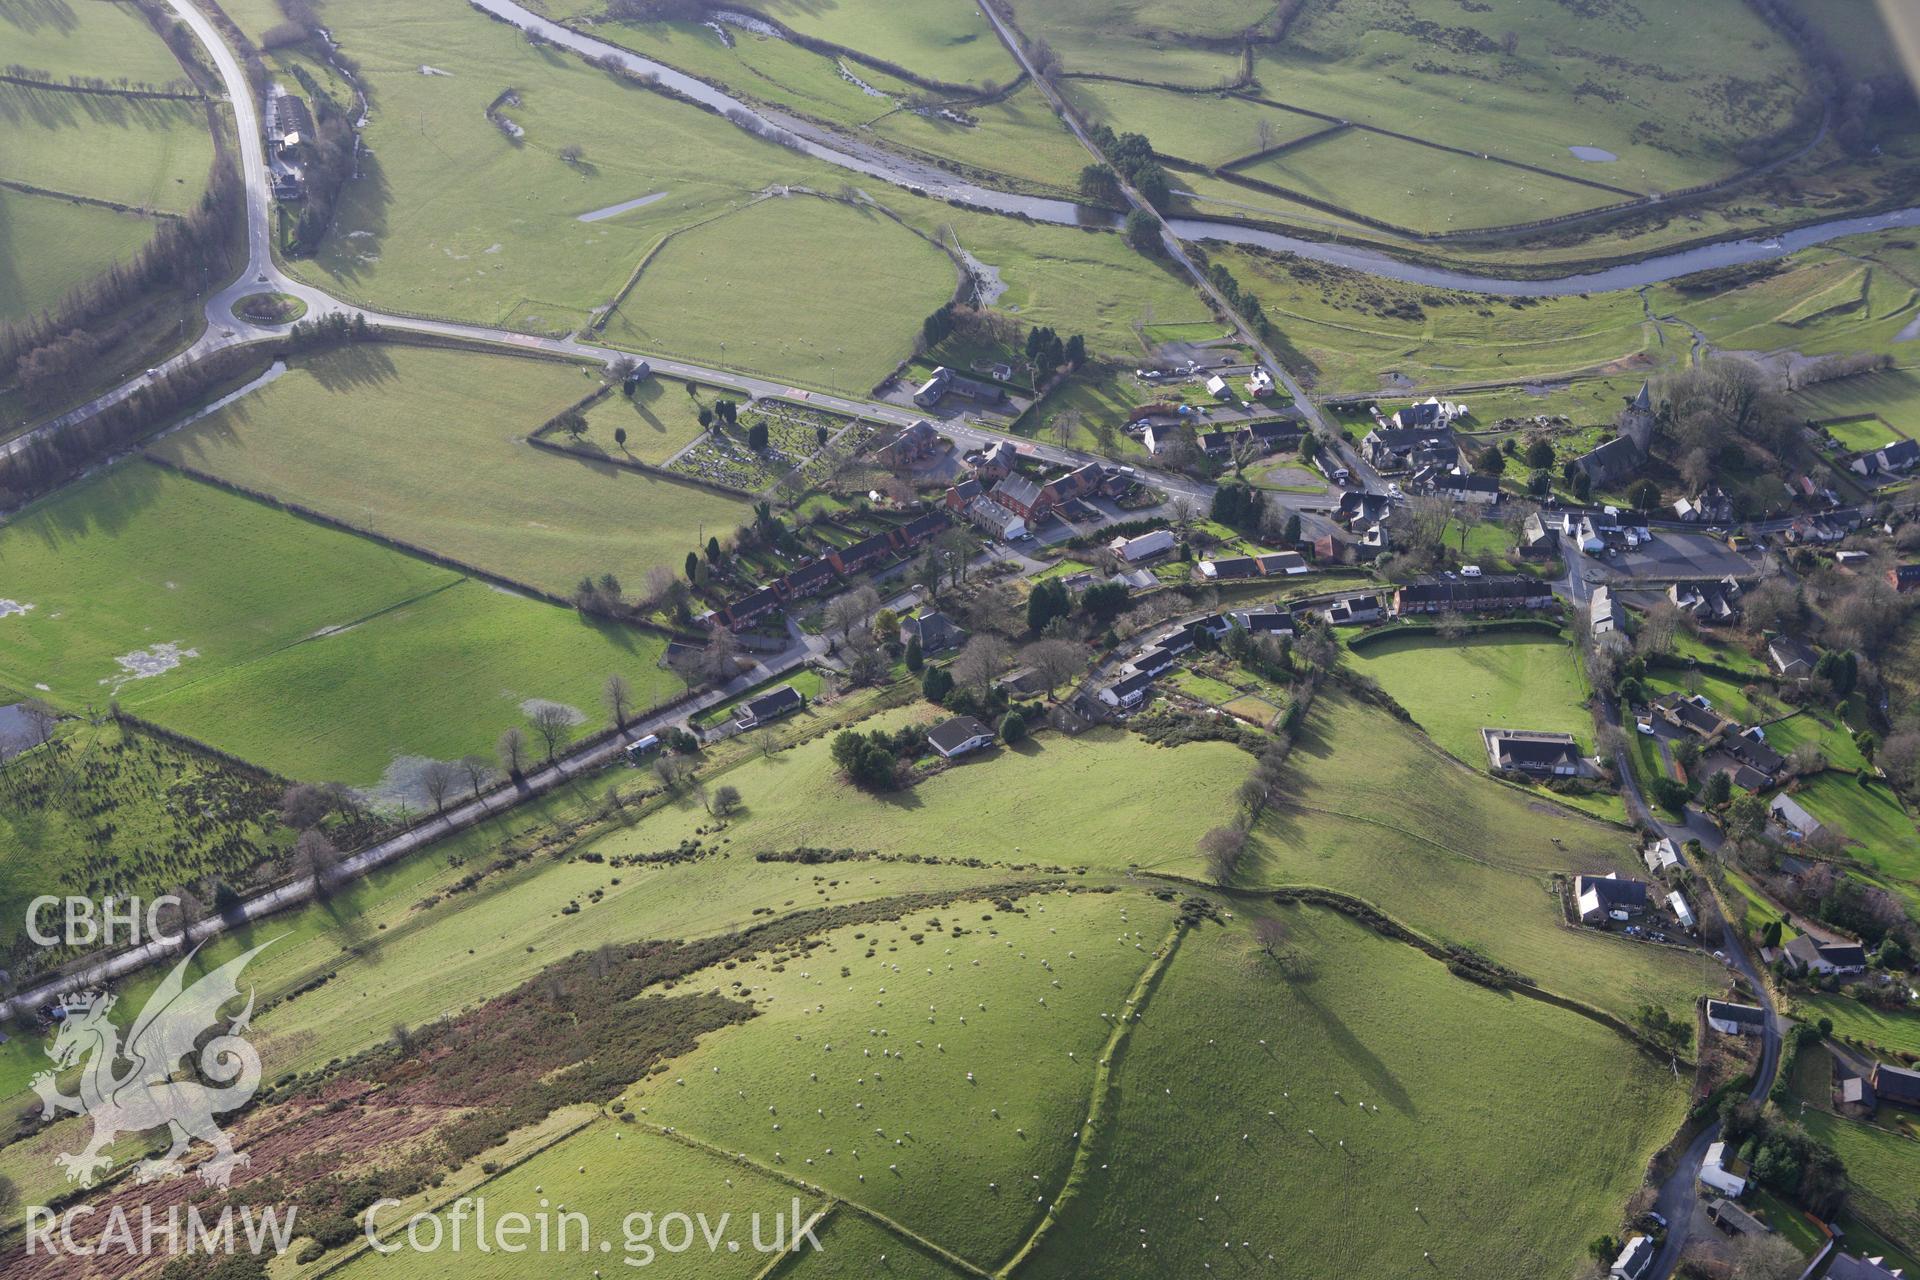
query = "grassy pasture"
xmin=603 ymin=194 xmax=955 ymax=389
xmin=1344 ymin=632 xmax=1590 ymax=768
xmin=1250 ymin=693 xmax=1708 ymax=1022
xmin=626 ymin=887 xmax=1181 ymax=1269
xmin=0 ymin=461 xmax=456 ymax=711
xmin=136 ymin=578 xmax=676 ymax=788
xmin=1233 ymin=127 xmax=1619 ymax=233
xmin=1796 ymin=369 xmax=1920 ymax=439
xmin=751 ymin=0 xmax=1013 ymax=87
xmin=299 ymin=0 xmax=861 ymax=331
xmin=1655 ymin=252 xmax=1920 ymax=358
xmin=1255 ymin=0 xmax=1808 ymax=194
xmin=0 ymin=184 xmax=159 ymax=322
xmin=1064 ymin=80 xmax=1326 ymax=168
xmin=1212 ymin=245 xmax=1656 ymax=394
xmin=586 ymin=706 xmax=1253 ymax=875
xmin=865 ymin=84 xmax=1089 ymax=196
xmin=0 ymin=82 xmax=211 ymax=212
xmin=1793 ymin=994 xmax=1920 ymax=1060
xmin=1007 ymin=0 xmax=1268 ymax=85
xmin=153 ymin=344 xmax=749 ymax=596
xmin=578 ymin=375 xmax=710 ymax=464
xmin=1797 ymin=1108 xmax=1920 ymax=1257
xmin=0 ymin=0 xmax=189 ymax=85
xmin=1021 ymin=907 xmax=1691 ymax=1280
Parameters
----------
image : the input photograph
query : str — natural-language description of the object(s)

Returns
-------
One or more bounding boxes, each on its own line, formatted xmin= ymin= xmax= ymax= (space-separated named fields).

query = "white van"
xmin=624 ymin=734 xmax=661 ymax=762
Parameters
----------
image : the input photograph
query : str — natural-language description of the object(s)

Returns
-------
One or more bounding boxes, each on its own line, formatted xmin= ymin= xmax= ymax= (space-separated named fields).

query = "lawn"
xmin=1019 ymin=906 xmax=1691 ymax=1280
xmin=627 ymin=888 xmax=1181 ymax=1269
xmin=1795 ymin=994 xmax=1920 ymax=1059
xmin=1797 ymin=368 xmax=1920 ymax=440
xmin=0 ymin=185 xmax=161 ymax=322
xmin=1168 ymin=668 xmax=1240 ymax=704
xmin=602 ymin=193 xmax=955 ymax=390
xmin=1064 ymin=79 xmax=1327 ymax=168
xmin=866 ymin=84 xmax=1091 ymax=196
xmin=1824 ymin=416 xmax=1904 ymax=453
xmin=1249 ymin=692 xmax=1709 ymax=1024
xmin=578 ymin=375 xmax=710 ymax=464
xmin=1791 ymin=772 xmax=1920 ymax=889
xmin=0 ymin=83 xmax=213 ymax=213
xmin=0 ymin=0 xmax=194 ymax=86
xmin=153 ymin=344 xmax=750 ymax=598
xmin=135 ymin=578 xmax=677 ymax=791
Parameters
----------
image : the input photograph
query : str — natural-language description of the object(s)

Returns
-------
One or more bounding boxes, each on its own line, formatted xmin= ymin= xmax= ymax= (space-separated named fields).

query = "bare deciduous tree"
xmin=280 ymin=782 xmax=333 ymax=831
xmin=498 ymin=726 xmax=529 ymax=777
xmin=1022 ymin=637 xmax=1087 ymax=699
xmin=953 ymin=633 xmax=1013 ymax=692
xmin=603 ymin=673 xmax=633 ymax=727
xmin=460 ymin=754 xmax=494 ymax=802
xmin=1199 ymin=825 xmax=1248 ymax=886
xmin=528 ymin=704 xmax=577 ymax=764
xmin=296 ymin=829 xmax=342 ymax=897
xmin=421 ymin=760 xmax=459 ymax=814
xmin=1254 ymin=916 xmax=1289 ymax=956
xmin=710 ymin=784 xmax=743 ymax=816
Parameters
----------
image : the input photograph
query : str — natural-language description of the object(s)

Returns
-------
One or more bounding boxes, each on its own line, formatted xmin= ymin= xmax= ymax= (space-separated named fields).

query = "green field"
xmin=0 ymin=184 xmax=161 ymax=322
xmin=1007 ymin=0 xmax=1271 ymax=86
xmin=1798 ymin=1108 xmax=1920 ymax=1256
xmin=153 ymin=344 xmax=749 ymax=597
xmin=749 ymin=0 xmax=1013 ymax=87
xmin=1653 ymin=249 xmax=1920 ymax=360
xmin=1793 ymin=994 xmax=1920 ymax=1059
xmin=1215 ymin=246 xmax=1658 ymax=394
xmin=604 ymin=195 xmax=954 ymax=389
xmin=1020 ymin=906 xmax=1690 ymax=1280
xmin=1065 ymin=79 xmax=1328 ymax=168
xmin=0 ymin=461 xmax=678 ymax=790
xmin=0 ymin=0 xmax=193 ymax=88
xmin=629 ymin=888 xmax=1180 ymax=1268
xmin=589 ymin=706 xmax=1254 ymax=874
xmin=1797 ymin=368 xmax=1920 ymax=443
xmin=1250 ymin=693 xmax=1707 ymax=1022
xmin=0 ymin=82 xmax=212 ymax=213
xmin=1346 ymin=632 xmax=1590 ymax=769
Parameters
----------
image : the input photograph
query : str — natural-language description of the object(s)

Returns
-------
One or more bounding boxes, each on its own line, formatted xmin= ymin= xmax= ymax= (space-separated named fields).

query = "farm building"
xmin=1870 ymin=1062 xmax=1920 ymax=1111
xmin=1198 ymin=552 xmax=1308 ymax=580
xmin=1699 ymin=1141 xmax=1748 ymax=1198
xmin=1706 ymin=1198 xmax=1768 ymax=1237
xmin=1888 ymin=563 xmax=1920 ymax=592
xmin=1667 ymin=890 xmax=1696 ymax=930
xmin=1590 ymin=585 xmax=1618 ymax=636
xmin=1109 ymin=529 xmax=1176 ymax=563
xmin=1643 ymin=838 xmax=1681 ymax=874
xmin=1706 ymin=1001 xmax=1764 ymax=1036
xmin=1767 ymin=793 xmax=1824 ymax=840
xmin=1783 ymin=934 xmax=1867 ymax=975
xmin=1767 ymin=635 xmax=1818 ymax=679
xmin=926 ymin=715 xmax=995 ymax=760
xmin=1323 ymin=594 xmax=1385 ymax=625
xmin=734 ymin=684 xmax=804 ymax=729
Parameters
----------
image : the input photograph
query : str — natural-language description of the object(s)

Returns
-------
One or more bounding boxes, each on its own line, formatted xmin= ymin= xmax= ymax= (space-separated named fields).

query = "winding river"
xmin=473 ymin=0 xmax=1920 ymax=298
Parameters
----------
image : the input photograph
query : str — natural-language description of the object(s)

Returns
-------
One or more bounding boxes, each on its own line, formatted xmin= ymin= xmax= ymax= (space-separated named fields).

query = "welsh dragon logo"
xmin=32 ymin=941 xmax=272 ymax=1189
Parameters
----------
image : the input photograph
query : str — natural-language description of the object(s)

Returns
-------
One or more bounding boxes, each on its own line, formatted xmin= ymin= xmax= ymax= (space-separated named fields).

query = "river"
xmin=471 ymin=0 xmax=1920 ymax=299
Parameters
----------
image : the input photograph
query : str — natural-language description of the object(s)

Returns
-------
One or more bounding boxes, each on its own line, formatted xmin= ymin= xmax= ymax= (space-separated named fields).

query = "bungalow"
xmin=1110 ymin=529 xmax=1176 ymax=563
xmin=827 ymin=531 xmax=898 ymax=577
xmin=1590 ymin=585 xmax=1618 ymax=636
xmin=1229 ymin=608 xmax=1295 ymax=636
xmin=1890 ymin=564 xmax=1920 ymax=593
xmin=1643 ymin=838 xmax=1681 ymax=875
xmin=927 ymin=715 xmax=995 ymax=760
xmin=1699 ymin=1141 xmax=1749 ymax=1198
xmin=1575 ymin=873 xmax=1650 ymax=924
xmin=1151 ymin=626 xmax=1197 ymax=656
xmin=1098 ymin=670 xmax=1157 ymax=711
xmin=1652 ymin=692 xmax=1733 ymax=743
xmin=1706 ymin=1001 xmax=1765 ymax=1037
xmin=991 ymin=475 xmax=1049 ymax=522
xmin=1198 ymin=552 xmax=1309 ymax=581
xmin=1609 ymin=1234 xmax=1656 ymax=1280
xmin=966 ymin=496 xmax=1027 ymax=542
xmin=1246 ymin=368 xmax=1275 ymax=398
xmin=1849 ymin=438 xmax=1920 ymax=477
xmin=1667 ymin=889 xmax=1697 ymax=930
xmin=1323 ymin=594 xmax=1385 ymax=625
xmin=912 ymin=367 xmax=953 ymax=408
xmin=1783 ymin=934 xmax=1867 ymax=975
xmin=1826 ymin=1253 xmax=1905 ymax=1280
xmin=913 ymin=366 xmax=1005 ymax=409
xmin=1124 ymin=646 xmax=1178 ymax=678
xmin=1722 ymin=732 xmax=1784 ymax=786
xmin=1768 ymin=793 xmax=1824 ymax=841
xmin=900 ymin=608 xmax=966 ymax=655
xmin=734 ymin=684 xmax=804 ymax=729
xmin=1361 ymin=425 xmax=1456 ymax=473
xmin=877 ymin=419 xmax=940 ymax=469
xmin=1871 ymin=1062 xmax=1920 ymax=1111
xmin=1484 ymin=729 xmax=1580 ymax=777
